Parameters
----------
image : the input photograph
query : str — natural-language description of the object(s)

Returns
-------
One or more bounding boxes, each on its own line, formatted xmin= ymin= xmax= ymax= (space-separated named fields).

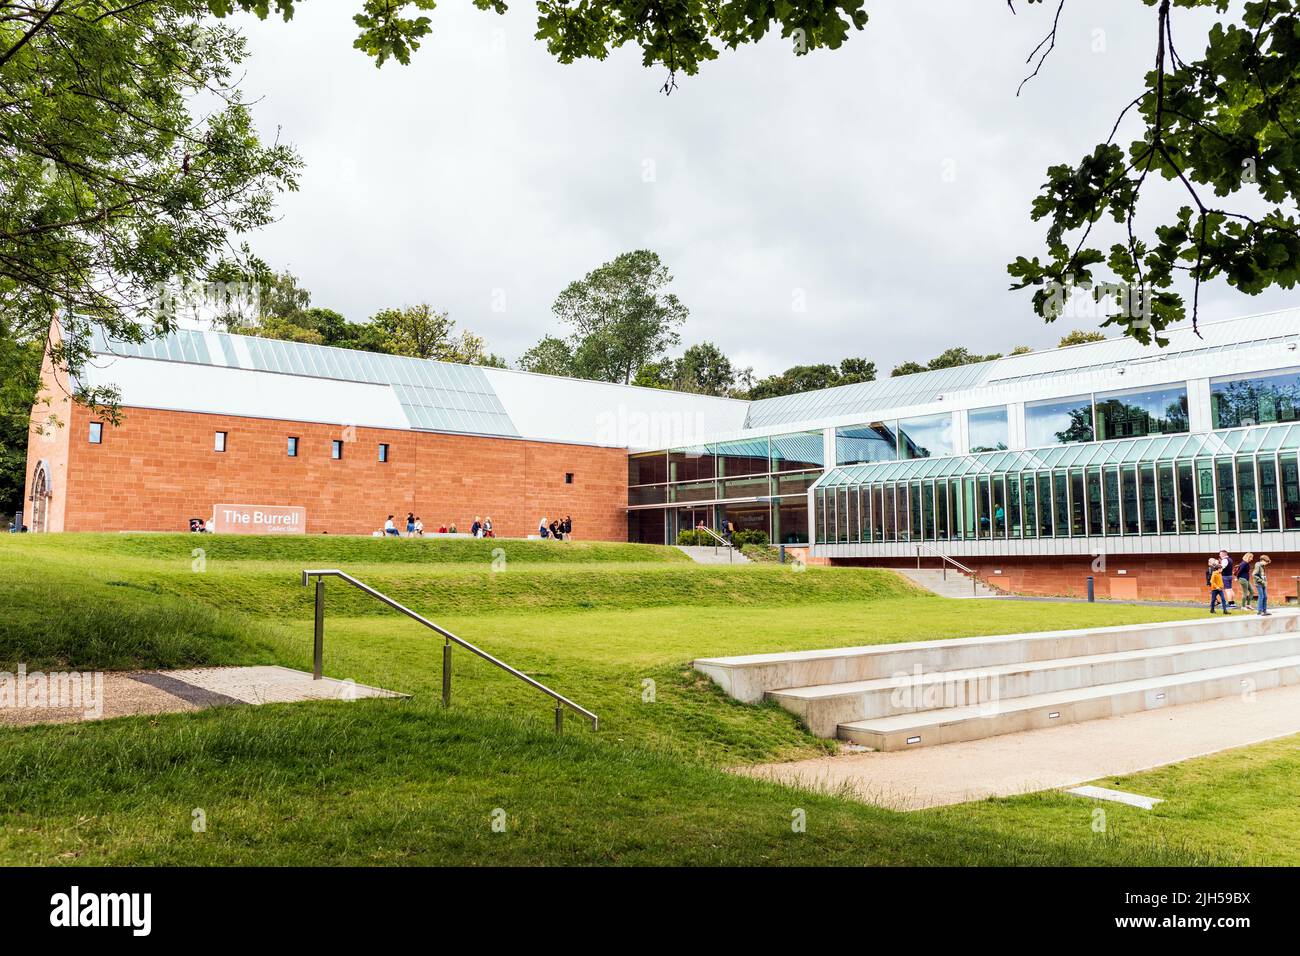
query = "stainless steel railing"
xmin=301 ymin=569 xmax=598 ymax=733
xmin=914 ymin=543 xmax=980 ymax=596
xmin=696 ymin=524 xmax=737 ymax=561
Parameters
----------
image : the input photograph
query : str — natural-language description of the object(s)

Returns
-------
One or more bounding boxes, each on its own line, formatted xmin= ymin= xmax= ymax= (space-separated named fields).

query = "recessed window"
xmin=565 ymin=472 xmax=574 ymax=484
xmin=378 ymin=443 xmax=390 ymax=463
xmin=287 ymin=436 xmax=298 ymax=457
xmin=331 ymin=440 xmax=343 ymax=460
xmin=88 ymin=422 xmax=103 ymax=444
xmin=214 ymin=431 xmax=227 ymax=453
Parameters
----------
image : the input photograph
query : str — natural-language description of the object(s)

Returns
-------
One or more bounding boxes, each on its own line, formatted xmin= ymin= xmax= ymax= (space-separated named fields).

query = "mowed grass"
xmin=1 ymin=532 xmax=1292 ymax=866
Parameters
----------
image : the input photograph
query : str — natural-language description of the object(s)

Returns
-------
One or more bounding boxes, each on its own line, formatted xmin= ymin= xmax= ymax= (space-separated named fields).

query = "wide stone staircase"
xmin=675 ymin=544 xmax=751 ymax=564
xmin=693 ymin=612 xmax=1300 ymax=750
xmin=894 ymin=567 xmax=1000 ymax=599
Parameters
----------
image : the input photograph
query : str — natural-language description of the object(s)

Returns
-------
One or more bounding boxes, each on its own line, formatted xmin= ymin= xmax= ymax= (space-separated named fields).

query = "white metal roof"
xmin=79 ymin=308 xmax=1300 ymax=450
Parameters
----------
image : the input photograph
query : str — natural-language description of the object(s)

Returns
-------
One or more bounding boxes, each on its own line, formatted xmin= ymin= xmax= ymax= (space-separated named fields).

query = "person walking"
xmin=1236 ymin=552 xmax=1254 ymax=610
xmin=1219 ymin=551 xmax=1236 ymax=608
xmin=1208 ymin=559 xmax=1230 ymax=614
xmin=1254 ymin=555 xmax=1272 ymax=616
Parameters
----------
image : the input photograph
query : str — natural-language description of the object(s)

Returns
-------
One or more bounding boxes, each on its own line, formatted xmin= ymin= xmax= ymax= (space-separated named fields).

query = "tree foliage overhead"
xmin=1007 ymin=0 xmax=1300 ymax=343
xmin=633 ymin=341 xmax=752 ymax=397
xmin=1 ymin=1 xmax=301 ymax=409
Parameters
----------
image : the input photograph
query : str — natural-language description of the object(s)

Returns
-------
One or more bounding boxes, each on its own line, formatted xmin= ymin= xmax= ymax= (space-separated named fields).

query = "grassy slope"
xmin=1 ymin=533 xmax=1289 ymax=866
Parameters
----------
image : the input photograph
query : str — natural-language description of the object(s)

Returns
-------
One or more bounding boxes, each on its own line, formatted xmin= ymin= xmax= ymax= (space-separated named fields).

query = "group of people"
xmin=538 ymin=515 xmax=573 ymax=540
xmin=469 ymin=516 xmax=494 ymax=538
xmin=383 ymin=513 xmax=462 ymax=537
xmin=1206 ymin=551 xmax=1272 ymax=616
xmin=188 ymin=517 xmax=213 ymax=533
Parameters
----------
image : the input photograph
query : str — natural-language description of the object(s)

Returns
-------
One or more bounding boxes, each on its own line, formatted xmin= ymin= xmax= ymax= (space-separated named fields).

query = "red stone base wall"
xmin=49 ymin=404 xmax=630 ymax=540
xmin=833 ymin=553 xmax=1300 ymax=604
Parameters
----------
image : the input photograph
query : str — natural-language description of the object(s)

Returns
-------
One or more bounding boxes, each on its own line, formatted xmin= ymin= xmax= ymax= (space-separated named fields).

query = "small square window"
xmin=378 ymin=443 xmax=390 ymax=463
xmin=331 ymin=440 xmax=343 ymax=460
xmin=565 ymin=472 xmax=574 ymax=484
xmin=214 ymin=431 xmax=227 ymax=453
xmin=287 ymin=436 xmax=299 ymax=457
xmin=88 ymin=422 xmax=103 ymax=444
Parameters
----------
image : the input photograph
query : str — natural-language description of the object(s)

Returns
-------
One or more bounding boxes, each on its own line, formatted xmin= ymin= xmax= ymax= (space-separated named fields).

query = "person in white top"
xmin=384 ymin=515 xmax=400 ymax=536
xmin=414 ymin=517 xmax=424 ymax=536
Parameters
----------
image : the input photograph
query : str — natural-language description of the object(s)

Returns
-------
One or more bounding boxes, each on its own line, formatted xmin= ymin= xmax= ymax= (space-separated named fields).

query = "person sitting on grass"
xmin=538 ymin=517 xmax=549 ymax=539
xmin=483 ymin=516 xmax=494 ymax=538
xmin=384 ymin=515 xmax=401 ymax=537
xmin=1208 ymin=558 xmax=1229 ymax=615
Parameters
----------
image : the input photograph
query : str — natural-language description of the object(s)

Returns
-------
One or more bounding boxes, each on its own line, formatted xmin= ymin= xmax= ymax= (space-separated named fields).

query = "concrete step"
xmin=675 ymin=545 xmax=751 ymax=565
xmin=895 ymin=567 xmax=1000 ymax=599
xmin=693 ymin=612 xmax=1299 ymax=703
xmin=769 ymin=631 xmax=1300 ymax=737
xmin=838 ymin=653 xmax=1300 ymax=750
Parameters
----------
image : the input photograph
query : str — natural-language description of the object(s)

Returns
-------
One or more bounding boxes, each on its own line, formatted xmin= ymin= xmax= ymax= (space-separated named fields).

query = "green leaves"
xmin=1010 ymin=0 xmax=1300 ymax=342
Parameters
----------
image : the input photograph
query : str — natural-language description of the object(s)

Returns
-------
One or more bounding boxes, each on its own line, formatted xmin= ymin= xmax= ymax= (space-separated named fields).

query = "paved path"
xmin=737 ymin=683 xmax=1300 ymax=810
xmin=0 ymin=665 xmax=403 ymax=728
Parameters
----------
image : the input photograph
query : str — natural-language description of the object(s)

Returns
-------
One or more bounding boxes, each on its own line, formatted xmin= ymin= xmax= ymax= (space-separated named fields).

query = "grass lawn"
xmin=0 ymin=532 xmax=1292 ymax=866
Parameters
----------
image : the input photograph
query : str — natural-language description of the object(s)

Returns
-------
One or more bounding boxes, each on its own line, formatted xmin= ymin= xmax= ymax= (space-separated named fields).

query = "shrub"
xmin=675 ymin=529 xmax=711 ymax=546
xmin=731 ymin=529 xmax=770 ymax=549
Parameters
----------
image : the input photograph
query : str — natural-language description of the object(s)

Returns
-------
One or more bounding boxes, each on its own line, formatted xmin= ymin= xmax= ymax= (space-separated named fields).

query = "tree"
xmin=518 ymin=335 xmax=575 ymax=377
xmin=0 ymin=323 xmax=42 ymax=523
xmin=1 ymin=1 xmax=301 ymax=415
xmin=748 ymin=357 xmax=876 ymax=399
xmin=1057 ymin=330 xmax=1107 ymax=347
xmin=891 ymin=347 xmax=1000 ymax=377
xmin=545 ymin=250 xmax=688 ymax=385
xmin=370 ymin=304 xmax=495 ymax=364
xmin=1010 ymin=345 xmax=1034 ymax=355
xmin=1007 ymin=0 xmax=1300 ymax=342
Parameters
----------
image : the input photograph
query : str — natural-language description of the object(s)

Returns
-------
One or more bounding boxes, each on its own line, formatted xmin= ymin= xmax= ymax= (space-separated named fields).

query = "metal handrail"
xmin=301 ymin=569 xmax=598 ymax=733
xmin=914 ymin=543 xmax=979 ymax=595
xmin=696 ymin=524 xmax=736 ymax=561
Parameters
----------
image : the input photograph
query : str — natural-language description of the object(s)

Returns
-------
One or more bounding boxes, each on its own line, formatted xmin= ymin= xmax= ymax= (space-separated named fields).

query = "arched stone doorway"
xmin=30 ymin=461 xmax=50 ymax=533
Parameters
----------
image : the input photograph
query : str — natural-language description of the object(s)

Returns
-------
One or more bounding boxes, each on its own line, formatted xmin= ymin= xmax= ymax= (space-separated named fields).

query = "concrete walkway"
xmin=737 ymin=682 xmax=1300 ymax=810
xmin=0 ymin=665 xmax=403 ymax=728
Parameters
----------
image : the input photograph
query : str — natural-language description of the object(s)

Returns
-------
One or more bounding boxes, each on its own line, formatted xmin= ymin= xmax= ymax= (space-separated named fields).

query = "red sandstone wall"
xmin=59 ymin=405 xmax=629 ymax=540
xmin=838 ymin=554 xmax=1300 ymax=604
xmin=22 ymin=325 xmax=74 ymax=532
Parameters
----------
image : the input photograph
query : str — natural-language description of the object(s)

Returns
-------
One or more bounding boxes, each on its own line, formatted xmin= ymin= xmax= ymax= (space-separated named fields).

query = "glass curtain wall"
xmin=812 ymin=423 xmax=1300 ymax=545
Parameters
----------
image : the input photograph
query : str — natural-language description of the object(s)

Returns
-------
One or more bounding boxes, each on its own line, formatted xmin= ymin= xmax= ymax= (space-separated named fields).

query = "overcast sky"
xmin=233 ymin=0 xmax=1293 ymax=377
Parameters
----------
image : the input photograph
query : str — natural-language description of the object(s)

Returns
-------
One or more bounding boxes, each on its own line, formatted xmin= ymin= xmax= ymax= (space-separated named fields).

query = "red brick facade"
xmin=835 ymin=554 xmax=1300 ymax=604
xmin=26 ymin=401 xmax=630 ymax=539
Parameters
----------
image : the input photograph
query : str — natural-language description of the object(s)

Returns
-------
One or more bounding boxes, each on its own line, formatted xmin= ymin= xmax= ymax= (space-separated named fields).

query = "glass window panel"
xmin=1211 ymin=370 xmax=1300 ymax=428
xmin=720 ymin=476 xmax=771 ymax=499
xmin=1096 ymin=384 xmax=1190 ymax=439
xmin=1070 ymin=469 xmax=1087 ymax=536
xmin=961 ymin=478 xmax=978 ymax=540
xmin=883 ymin=486 xmax=896 ymax=542
xmin=995 ymin=477 xmax=1010 ymax=537
xmin=669 ymin=480 xmax=715 ymax=503
xmin=1105 ymin=467 xmax=1122 ymax=535
xmin=1196 ymin=461 xmax=1217 ymax=533
xmin=1142 ymin=465 xmax=1161 ymax=534
xmin=773 ymin=472 xmax=819 ymax=496
xmin=899 ymin=414 xmax=953 ymax=460
xmin=775 ymin=498 xmax=809 ymax=545
xmin=629 ymin=485 xmax=668 ymax=506
xmin=922 ymin=481 xmax=936 ymax=540
xmin=936 ymin=480 xmax=949 ymax=540
xmin=771 ymin=431 xmax=824 ymax=472
xmin=1087 ymin=467 xmax=1104 ymax=536
xmin=1026 ymin=396 xmax=1094 ymax=447
xmin=835 ymin=423 xmax=897 ymax=465
xmin=629 ymin=453 xmax=668 ymax=486
xmin=1259 ymin=457 xmax=1281 ymax=530
xmin=1236 ymin=458 xmax=1258 ymax=532
xmin=968 ymin=406 xmax=1010 ymax=453
xmin=872 ymin=486 xmax=885 ymax=541
xmin=712 ymin=439 xmax=770 ymax=477
xmin=1282 ymin=453 xmax=1300 ymax=530
xmin=1122 ymin=466 xmax=1140 ymax=534
xmin=1177 ymin=462 xmax=1196 ymax=532
xmin=668 ymin=449 xmax=715 ymax=483
xmin=837 ymin=489 xmax=850 ymax=543
xmin=909 ymin=482 xmax=923 ymax=540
